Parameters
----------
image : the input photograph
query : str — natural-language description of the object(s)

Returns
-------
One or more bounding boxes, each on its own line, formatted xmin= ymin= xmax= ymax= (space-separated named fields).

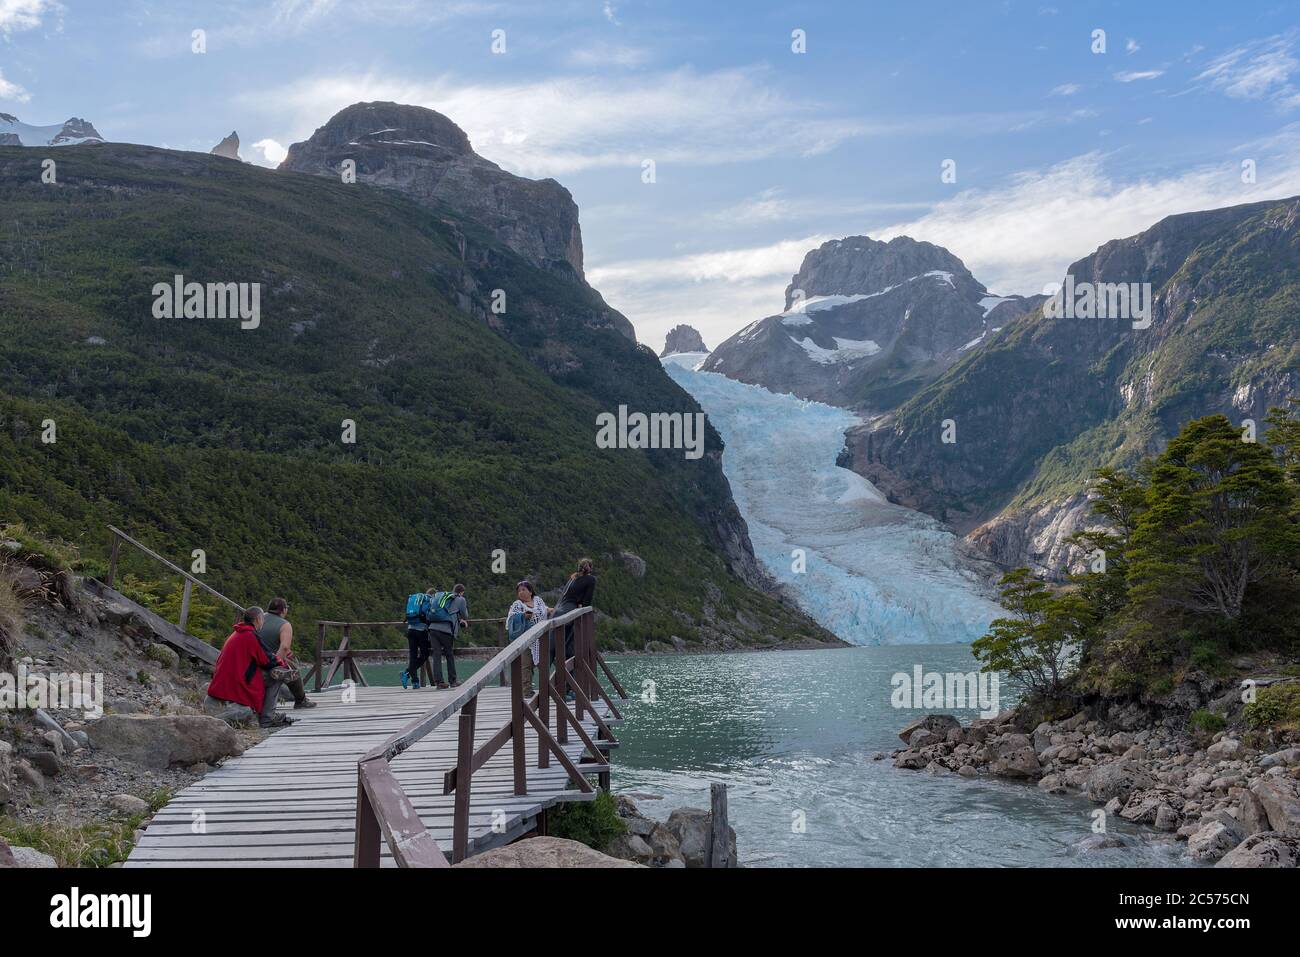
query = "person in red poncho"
xmin=207 ymin=606 xmax=293 ymax=728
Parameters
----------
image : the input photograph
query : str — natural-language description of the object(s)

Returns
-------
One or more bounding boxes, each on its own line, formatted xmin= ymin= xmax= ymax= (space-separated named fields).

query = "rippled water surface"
xmin=365 ymin=645 xmax=1189 ymax=867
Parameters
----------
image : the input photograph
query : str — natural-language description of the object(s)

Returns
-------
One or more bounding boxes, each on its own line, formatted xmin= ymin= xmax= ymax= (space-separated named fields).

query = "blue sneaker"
xmin=412 ymin=676 xmax=422 ymax=690
xmin=400 ymin=670 xmax=410 ymax=690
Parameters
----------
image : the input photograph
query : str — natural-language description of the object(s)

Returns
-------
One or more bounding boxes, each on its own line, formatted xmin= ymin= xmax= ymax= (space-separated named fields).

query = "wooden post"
xmin=177 ymin=578 xmax=193 ymax=633
xmin=707 ymin=783 xmax=730 ymax=868
xmin=354 ymin=769 xmax=382 ymax=868
xmin=574 ymin=616 xmax=587 ymax=722
xmin=106 ymin=533 xmax=120 ymax=588
xmin=538 ymin=623 xmax=550 ymax=769
xmin=511 ymin=655 xmax=526 ymax=795
xmin=498 ymin=619 xmax=507 ymax=687
xmin=314 ymin=624 xmax=325 ymax=693
xmin=452 ymin=695 xmax=477 ymax=863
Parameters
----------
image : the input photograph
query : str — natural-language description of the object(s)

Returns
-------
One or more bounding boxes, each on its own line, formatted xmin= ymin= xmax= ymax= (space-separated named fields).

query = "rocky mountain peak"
xmin=703 ymin=234 xmax=1038 ymax=410
xmin=0 ymin=113 xmax=104 ymax=147
xmin=785 ymin=235 xmax=980 ymax=309
xmin=210 ymin=131 xmax=240 ymax=160
xmin=660 ymin=324 xmax=709 ymax=356
xmin=279 ymin=101 xmax=585 ymax=282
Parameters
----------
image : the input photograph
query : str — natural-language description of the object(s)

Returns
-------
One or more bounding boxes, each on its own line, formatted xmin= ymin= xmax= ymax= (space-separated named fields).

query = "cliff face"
xmin=210 ymin=131 xmax=240 ymax=160
xmin=702 ymin=236 xmax=1040 ymax=411
xmin=845 ymin=197 xmax=1300 ymax=576
xmin=281 ymin=103 xmax=580 ymax=276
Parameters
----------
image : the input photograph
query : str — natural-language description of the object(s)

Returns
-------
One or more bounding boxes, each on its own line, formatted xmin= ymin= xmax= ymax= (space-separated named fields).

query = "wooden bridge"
xmin=126 ymin=607 xmax=626 ymax=867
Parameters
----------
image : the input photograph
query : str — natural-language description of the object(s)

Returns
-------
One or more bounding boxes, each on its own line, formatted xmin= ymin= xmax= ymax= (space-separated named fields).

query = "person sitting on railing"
xmin=205 ymin=606 xmax=294 ymax=729
xmin=429 ymin=584 xmax=469 ymax=689
xmin=506 ymin=580 xmax=549 ymax=691
xmin=551 ymin=558 xmax=596 ymax=701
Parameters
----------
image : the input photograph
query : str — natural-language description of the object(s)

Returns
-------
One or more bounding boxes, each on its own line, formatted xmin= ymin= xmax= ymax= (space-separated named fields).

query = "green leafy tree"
xmin=1127 ymin=414 xmax=1297 ymax=623
xmin=972 ymin=569 xmax=1093 ymax=701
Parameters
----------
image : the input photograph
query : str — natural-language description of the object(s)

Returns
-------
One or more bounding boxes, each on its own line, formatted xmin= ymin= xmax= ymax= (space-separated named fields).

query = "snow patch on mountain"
xmin=789 ymin=335 xmax=882 ymax=364
xmin=663 ymin=358 xmax=1001 ymax=644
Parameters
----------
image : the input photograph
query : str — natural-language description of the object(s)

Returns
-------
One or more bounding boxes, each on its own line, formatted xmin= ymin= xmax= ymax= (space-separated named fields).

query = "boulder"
xmin=202 ymin=696 xmax=259 ymax=727
xmin=665 ymin=807 xmax=738 ymax=868
xmin=5 ymin=846 xmax=56 ymax=868
xmin=893 ymin=749 xmax=929 ymax=770
xmin=1230 ymin=786 xmax=1270 ymax=836
xmin=605 ymin=832 xmax=654 ymax=864
xmin=1260 ymin=748 xmax=1300 ymax=769
xmin=1215 ymin=832 xmax=1300 ymax=868
xmin=26 ymin=750 xmax=62 ymax=777
xmin=108 ymin=793 xmax=150 ymax=816
xmin=1250 ymin=777 xmax=1300 ymax=838
xmin=454 ymin=836 xmax=640 ymax=868
xmin=898 ymin=714 xmax=960 ymax=745
xmin=0 ymin=839 xmax=12 ymax=867
xmin=908 ymin=729 xmax=945 ymax=749
xmin=85 ymin=714 xmax=244 ymax=770
xmin=1086 ymin=761 xmax=1153 ymax=804
xmin=1207 ymin=738 xmax=1242 ymax=759
xmin=1187 ymin=821 xmax=1243 ymax=862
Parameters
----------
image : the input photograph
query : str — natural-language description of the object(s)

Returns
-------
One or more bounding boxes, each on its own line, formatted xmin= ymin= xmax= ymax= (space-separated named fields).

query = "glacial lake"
xmin=361 ymin=643 xmax=1194 ymax=868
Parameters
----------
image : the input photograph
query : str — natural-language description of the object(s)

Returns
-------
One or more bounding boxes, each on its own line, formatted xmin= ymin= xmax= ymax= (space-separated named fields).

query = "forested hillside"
xmin=0 ymin=143 xmax=833 ymax=651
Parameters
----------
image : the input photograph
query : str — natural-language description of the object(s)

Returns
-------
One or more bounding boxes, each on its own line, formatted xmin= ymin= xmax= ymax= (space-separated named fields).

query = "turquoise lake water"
xmin=361 ymin=644 xmax=1193 ymax=868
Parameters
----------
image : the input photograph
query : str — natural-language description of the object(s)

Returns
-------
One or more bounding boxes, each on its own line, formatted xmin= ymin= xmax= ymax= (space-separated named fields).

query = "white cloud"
xmin=246 ymin=67 xmax=1050 ymax=179
xmin=1049 ymin=83 xmax=1080 ymax=97
xmin=0 ymin=0 xmax=54 ymax=35
xmin=1115 ymin=69 xmax=1164 ymax=83
xmin=1197 ymin=34 xmax=1300 ymax=110
xmin=251 ymin=137 xmax=289 ymax=165
xmin=1126 ymin=38 xmax=1141 ymax=55
xmin=244 ymin=67 xmax=884 ymax=177
xmin=602 ymin=1 xmax=619 ymax=25
xmin=0 ymin=67 xmax=29 ymax=102
xmin=565 ymin=42 xmax=650 ymax=68
xmin=596 ymin=136 xmax=1300 ymax=347
xmin=588 ymin=235 xmax=827 ymax=348
xmin=874 ymin=142 xmax=1300 ymax=296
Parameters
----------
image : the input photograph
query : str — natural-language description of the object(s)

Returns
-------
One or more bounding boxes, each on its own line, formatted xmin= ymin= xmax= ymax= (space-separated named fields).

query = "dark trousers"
xmin=260 ymin=676 xmax=282 ymax=723
xmin=430 ymin=629 xmax=456 ymax=685
xmin=406 ymin=629 xmax=431 ymax=685
xmin=550 ymin=603 xmax=578 ymax=690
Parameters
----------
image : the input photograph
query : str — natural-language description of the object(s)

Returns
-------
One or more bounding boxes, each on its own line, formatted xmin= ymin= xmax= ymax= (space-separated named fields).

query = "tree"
xmin=1126 ymin=414 xmax=1297 ymax=622
xmin=972 ymin=569 xmax=1093 ymax=701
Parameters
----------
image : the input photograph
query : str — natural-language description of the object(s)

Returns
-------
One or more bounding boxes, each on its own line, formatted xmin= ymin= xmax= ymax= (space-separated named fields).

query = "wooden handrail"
xmin=105 ymin=525 xmax=244 ymax=613
xmin=353 ymin=605 xmax=620 ymax=867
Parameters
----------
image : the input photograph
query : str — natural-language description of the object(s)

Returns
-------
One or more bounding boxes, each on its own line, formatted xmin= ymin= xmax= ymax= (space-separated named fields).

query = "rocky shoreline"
xmin=887 ymin=679 xmax=1300 ymax=867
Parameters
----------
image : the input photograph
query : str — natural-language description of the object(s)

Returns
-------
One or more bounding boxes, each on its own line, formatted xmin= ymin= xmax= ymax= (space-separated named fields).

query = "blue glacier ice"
xmin=663 ymin=353 xmax=1001 ymax=645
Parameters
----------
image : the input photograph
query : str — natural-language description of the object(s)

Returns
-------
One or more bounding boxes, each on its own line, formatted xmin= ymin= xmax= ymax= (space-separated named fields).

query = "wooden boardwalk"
xmin=126 ymin=683 xmax=618 ymax=868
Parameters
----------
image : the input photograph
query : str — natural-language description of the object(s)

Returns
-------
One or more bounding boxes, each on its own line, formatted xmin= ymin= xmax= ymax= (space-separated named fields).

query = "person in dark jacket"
xmin=207 ymin=607 xmax=292 ymax=728
xmin=550 ymin=558 xmax=595 ymax=696
xmin=429 ymin=584 xmax=469 ymax=689
xmin=256 ymin=597 xmax=316 ymax=710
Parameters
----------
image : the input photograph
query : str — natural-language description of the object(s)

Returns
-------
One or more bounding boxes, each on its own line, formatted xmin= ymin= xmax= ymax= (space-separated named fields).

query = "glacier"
xmin=663 ymin=354 xmax=1002 ymax=645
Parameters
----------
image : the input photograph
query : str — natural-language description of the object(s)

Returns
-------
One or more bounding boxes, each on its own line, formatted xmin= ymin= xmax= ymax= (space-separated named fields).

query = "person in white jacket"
xmin=506 ymin=580 xmax=549 ymax=691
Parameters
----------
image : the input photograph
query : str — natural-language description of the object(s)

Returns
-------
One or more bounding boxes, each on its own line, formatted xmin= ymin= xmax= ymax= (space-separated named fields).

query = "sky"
xmin=4 ymin=0 xmax=1300 ymax=349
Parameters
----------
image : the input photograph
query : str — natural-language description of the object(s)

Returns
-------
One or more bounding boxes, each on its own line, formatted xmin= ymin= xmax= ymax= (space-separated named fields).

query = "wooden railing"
xmin=104 ymin=525 xmax=244 ymax=631
xmin=307 ymin=617 xmax=509 ymax=692
xmin=353 ymin=606 xmax=629 ymax=867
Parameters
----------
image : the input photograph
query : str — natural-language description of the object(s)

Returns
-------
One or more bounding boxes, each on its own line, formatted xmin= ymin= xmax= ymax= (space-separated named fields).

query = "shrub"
xmin=1244 ymin=682 xmax=1300 ymax=730
xmin=1189 ymin=709 xmax=1226 ymax=735
xmin=546 ymin=790 xmax=625 ymax=850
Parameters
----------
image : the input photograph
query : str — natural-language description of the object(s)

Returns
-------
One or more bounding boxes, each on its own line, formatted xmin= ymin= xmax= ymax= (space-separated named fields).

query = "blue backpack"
xmin=405 ymin=592 xmax=434 ymax=628
xmin=428 ymin=591 xmax=457 ymax=624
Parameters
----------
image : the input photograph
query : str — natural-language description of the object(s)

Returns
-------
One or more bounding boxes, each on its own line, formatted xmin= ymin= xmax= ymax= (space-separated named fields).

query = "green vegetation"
xmin=974 ymin=408 xmax=1300 ymax=710
xmin=1244 ymin=683 xmax=1300 ymax=732
xmin=545 ymin=790 xmax=625 ymax=850
xmin=0 ymin=144 xmax=825 ymax=652
xmin=0 ymin=788 xmax=172 ymax=867
xmin=1190 ymin=708 xmax=1227 ymax=736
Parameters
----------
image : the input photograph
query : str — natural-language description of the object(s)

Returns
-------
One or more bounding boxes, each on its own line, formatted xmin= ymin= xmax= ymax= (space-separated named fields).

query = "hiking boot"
xmin=400 ymin=670 xmax=410 ymax=690
xmin=294 ymin=697 xmax=318 ymax=709
xmin=259 ymin=714 xmax=295 ymax=728
xmin=436 ymin=682 xmax=450 ymax=690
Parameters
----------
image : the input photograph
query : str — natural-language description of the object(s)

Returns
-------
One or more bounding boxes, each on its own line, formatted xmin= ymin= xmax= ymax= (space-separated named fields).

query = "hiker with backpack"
xmin=402 ymin=588 xmax=438 ymax=689
xmin=428 ymin=584 xmax=469 ymax=688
